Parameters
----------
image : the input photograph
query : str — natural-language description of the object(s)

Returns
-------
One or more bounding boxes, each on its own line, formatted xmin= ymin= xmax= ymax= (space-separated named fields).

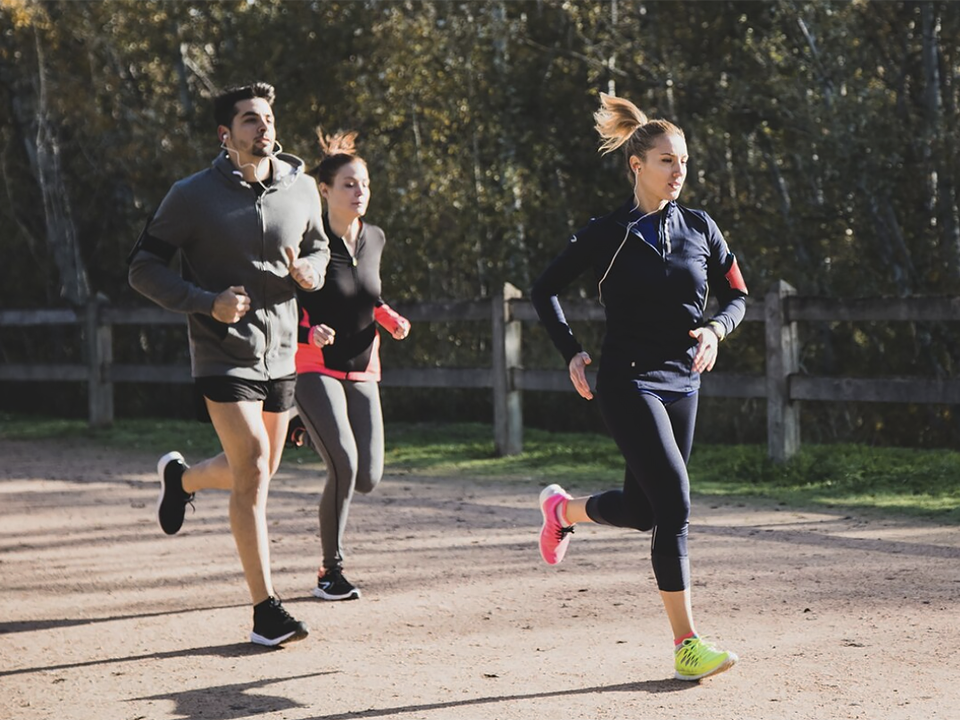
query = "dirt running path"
xmin=1 ymin=438 xmax=958 ymax=720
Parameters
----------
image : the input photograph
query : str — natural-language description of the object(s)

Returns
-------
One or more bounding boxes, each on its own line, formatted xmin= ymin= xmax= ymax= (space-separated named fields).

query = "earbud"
xmin=221 ymin=133 xmax=229 ymax=143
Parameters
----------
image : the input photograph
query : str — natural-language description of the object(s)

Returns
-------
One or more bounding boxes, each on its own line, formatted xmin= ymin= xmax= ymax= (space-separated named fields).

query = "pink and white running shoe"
xmin=539 ymin=484 xmax=575 ymax=565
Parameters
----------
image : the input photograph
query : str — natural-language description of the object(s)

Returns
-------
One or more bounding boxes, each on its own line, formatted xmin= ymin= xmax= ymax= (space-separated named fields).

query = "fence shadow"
xmin=0 ymin=640 xmax=297 ymax=679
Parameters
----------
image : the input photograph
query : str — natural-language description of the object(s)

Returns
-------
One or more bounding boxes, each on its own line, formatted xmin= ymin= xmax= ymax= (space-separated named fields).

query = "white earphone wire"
xmin=597 ymin=166 xmax=668 ymax=306
xmin=597 ymin=220 xmax=637 ymax=307
xmin=220 ymin=137 xmax=283 ymax=191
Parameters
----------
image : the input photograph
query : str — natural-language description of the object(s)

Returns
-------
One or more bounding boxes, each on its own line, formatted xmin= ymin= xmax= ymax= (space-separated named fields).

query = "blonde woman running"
xmin=531 ymin=93 xmax=748 ymax=681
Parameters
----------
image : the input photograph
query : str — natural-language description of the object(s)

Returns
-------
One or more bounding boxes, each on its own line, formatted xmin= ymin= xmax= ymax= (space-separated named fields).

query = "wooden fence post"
xmin=493 ymin=282 xmax=523 ymax=456
xmin=765 ymin=280 xmax=799 ymax=461
xmin=85 ymin=296 xmax=114 ymax=428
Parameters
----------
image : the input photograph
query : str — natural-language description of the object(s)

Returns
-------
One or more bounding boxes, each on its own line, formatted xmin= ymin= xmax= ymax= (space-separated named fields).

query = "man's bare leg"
xmin=182 ymin=409 xmax=289 ymax=493
xmin=195 ymin=402 xmax=304 ymax=646
xmin=203 ymin=400 xmax=282 ymax=605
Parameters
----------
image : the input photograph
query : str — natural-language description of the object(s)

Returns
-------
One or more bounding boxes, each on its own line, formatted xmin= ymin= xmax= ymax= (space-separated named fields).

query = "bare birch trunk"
xmin=7 ymin=27 xmax=89 ymax=305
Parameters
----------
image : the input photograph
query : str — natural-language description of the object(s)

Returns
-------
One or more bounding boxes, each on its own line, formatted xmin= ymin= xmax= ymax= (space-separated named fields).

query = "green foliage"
xmin=2 ymin=1 xmax=959 ymax=445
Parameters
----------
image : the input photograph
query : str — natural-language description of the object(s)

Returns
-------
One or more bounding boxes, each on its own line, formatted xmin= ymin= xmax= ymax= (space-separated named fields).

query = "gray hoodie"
xmin=129 ymin=152 xmax=330 ymax=380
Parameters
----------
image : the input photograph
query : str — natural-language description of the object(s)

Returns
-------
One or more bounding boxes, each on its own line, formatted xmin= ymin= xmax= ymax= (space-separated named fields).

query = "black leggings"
xmin=589 ymin=383 xmax=698 ymax=592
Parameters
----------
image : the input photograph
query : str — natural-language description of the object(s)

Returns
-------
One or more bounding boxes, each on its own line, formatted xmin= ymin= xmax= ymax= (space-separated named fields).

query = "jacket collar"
xmin=613 ymin=197 xmax=677 ymax=225
xmin=212 ymin=151 xmax=306 ymax=191
xmin=323 ymin=213 xmax=366 ymax=254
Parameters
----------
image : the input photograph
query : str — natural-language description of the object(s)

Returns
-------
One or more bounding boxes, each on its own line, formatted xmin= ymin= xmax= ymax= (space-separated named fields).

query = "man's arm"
xmin=294 ymin=182 xmax=331 ymax=291
xmin=128 ymin=185 xmax=219 ymax=315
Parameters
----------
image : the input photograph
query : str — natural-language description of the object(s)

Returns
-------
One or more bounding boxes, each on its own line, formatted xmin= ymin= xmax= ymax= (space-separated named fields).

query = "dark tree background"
xmin=1 ymin=0 xmax=958 ymax=446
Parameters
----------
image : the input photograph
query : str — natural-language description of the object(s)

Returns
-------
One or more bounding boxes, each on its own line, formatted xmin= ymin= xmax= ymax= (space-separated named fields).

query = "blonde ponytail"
xmin=593 ymin=92 xmax=685 ymax=179
xmin=594 ymin=92 xmax=648 ymax=155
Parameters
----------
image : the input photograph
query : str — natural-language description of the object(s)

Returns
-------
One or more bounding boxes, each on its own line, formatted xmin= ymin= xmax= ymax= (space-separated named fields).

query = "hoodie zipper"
xmin=256 ymin=193 xmax=270 ymax=373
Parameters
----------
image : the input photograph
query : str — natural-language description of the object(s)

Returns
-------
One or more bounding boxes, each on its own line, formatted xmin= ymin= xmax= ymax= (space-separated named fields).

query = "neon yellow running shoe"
xmin=674 ymin=636 xmax=738 ymax=681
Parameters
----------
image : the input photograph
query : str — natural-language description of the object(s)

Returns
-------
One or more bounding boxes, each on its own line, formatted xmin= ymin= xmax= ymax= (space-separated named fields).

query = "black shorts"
xmin=193 ymin=373 xmax=297 ymax=422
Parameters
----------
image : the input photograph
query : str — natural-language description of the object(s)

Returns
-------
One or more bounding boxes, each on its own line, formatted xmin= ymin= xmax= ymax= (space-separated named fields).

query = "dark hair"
xmin=309 ymin=127 xmax=366 ymax=186
xmin=213 ymin=82 xmax=276 ymax=128
xmin=594 ymin=92 xmax=684 ymax=179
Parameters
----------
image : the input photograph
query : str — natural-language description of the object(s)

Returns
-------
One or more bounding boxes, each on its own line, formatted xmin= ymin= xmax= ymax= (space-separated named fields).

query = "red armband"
xmin=725 ymin=256 xmax=748 ymax=294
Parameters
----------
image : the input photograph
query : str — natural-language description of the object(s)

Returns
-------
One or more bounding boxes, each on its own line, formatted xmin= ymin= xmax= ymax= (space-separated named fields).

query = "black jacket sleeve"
xmin=530 ymin=226 xmax=597 ymax=365
xmin=703 ymin=213 xmax=748 ymax=339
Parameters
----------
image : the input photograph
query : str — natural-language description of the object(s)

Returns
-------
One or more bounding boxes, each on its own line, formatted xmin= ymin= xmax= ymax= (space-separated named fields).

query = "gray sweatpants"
xmin=294 ymin=373 xmax=384 ymax=571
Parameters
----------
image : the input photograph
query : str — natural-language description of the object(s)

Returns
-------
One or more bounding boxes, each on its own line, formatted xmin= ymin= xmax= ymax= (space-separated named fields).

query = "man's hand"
xmin=285 ymin=246 xmax=319 ymax=290
xmin=212 ymin=286 xmax=251 ymax=323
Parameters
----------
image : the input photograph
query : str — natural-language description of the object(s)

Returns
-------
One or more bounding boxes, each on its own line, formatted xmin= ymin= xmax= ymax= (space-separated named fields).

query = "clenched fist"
xmin=284 ymin=246 xmax=319 ymax=290
xmin=212 ymin=285 xmax=250 ymax=323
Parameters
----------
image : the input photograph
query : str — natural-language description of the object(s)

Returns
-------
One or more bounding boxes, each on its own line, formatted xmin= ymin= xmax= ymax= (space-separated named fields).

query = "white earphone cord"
xmin=597 ymin=169 xmax=669 ymax=306
xmin=220 ymin=137 xmax=283 ymax=191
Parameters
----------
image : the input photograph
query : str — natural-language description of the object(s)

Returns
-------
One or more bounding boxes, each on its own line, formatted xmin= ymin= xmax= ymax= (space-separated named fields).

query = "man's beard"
xmin=251 ymin=138 xmax=275 ymax=158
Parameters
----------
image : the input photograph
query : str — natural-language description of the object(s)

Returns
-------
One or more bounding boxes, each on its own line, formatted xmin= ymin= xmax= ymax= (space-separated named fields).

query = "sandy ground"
xmin=1 ymin=437 xmax=959 ymax=720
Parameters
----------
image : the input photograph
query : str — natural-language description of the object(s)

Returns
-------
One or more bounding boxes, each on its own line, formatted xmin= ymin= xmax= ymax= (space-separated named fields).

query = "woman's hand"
xmin=390 ymin=317 xmax=411 ymax=340
xmin=310 ymin=324 xmax=336 ymax=347
xmin=689 ymin=327 xmax=720 ymax=373
xmin=568 ymin=351 xmax=594 ymax=400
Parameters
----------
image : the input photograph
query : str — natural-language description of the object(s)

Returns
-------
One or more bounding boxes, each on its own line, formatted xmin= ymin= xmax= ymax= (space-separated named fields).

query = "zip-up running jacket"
xmin=295 ymin=217 xmax=406 ymax=382
xmin=129 ymin=152 xmax=330 ymax=381
xmin=531 ymin=198 xmax=748 ymax=394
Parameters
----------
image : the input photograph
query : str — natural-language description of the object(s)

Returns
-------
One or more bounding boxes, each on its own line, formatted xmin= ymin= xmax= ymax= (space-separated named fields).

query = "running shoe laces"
xmin=674 ymin=636 xmax=738 ymax=681
xmin=250 ymin=596 xmax=309 ymax=647
xmin=312 ymin=566 xmax=361 ymax=601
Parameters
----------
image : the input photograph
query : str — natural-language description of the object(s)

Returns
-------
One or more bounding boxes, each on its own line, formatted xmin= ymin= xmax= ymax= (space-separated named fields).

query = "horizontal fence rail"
xmin=1 ymin=281 xmax=959 ymax=459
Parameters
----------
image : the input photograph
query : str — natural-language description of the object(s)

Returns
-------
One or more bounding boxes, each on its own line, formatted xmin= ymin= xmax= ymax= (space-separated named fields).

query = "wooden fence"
xmin=2 ymin=280 xmax=959 ymax=460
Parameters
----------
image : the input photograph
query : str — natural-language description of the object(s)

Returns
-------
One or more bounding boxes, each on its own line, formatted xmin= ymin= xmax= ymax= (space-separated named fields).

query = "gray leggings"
xmin=295 ymin=373 xmax=384 ymax=570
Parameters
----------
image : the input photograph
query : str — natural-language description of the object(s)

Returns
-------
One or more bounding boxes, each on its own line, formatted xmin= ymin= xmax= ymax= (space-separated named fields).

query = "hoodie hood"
xmin=212 ymin=151 xmax=308 ymax=190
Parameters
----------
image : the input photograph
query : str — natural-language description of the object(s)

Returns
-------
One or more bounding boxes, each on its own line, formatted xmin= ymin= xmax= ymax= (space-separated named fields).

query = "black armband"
xmin=126 ymin=213 xmax=177 ymax=264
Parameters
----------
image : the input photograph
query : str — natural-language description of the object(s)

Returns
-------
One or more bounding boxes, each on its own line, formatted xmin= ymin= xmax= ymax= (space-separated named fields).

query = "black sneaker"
xmin=311 ymin=566 xmax=361 ymax=601
xmin=156 ymin=452 xmax=194 ymax=535
xmin=250 ymin=596 xmax=309 ymax=647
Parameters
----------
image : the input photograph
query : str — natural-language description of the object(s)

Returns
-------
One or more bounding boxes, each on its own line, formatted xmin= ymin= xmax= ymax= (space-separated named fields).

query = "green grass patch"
xmin=383 ymin=423 xmax=625 ymax=485
xmin=0 ymin=413 xmax=224 ymax=458
xmin=2 ymin=414 xmax=958 ymax=523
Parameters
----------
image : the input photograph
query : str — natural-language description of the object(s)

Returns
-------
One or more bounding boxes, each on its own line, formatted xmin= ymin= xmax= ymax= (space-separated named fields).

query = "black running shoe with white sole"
xmin=312 ymin=567 xmax=361 ymax=601
xmin=250 ymin=596 xmax=309 ymax=647
xmin=156 ymin=451 xmax=194 ymax=535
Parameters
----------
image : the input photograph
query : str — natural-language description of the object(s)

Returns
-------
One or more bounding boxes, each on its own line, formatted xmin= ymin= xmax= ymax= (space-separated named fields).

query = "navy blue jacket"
xmin=531 ymin=199 xmax=748 ymax=394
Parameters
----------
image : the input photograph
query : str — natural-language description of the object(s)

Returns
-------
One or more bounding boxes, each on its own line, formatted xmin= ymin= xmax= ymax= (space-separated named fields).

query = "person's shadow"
xmin=131 ymin=670 xmax=338 ymax=720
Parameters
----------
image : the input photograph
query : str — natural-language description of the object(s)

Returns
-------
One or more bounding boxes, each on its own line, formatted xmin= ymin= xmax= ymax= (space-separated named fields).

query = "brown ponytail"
xmin=310 ymin=127 xmax=366 ymax=186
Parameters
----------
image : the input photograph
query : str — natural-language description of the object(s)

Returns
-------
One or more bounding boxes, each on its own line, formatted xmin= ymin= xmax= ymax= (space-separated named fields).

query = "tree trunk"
xmin=7 ymin=26 xmax=89 ymax=305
